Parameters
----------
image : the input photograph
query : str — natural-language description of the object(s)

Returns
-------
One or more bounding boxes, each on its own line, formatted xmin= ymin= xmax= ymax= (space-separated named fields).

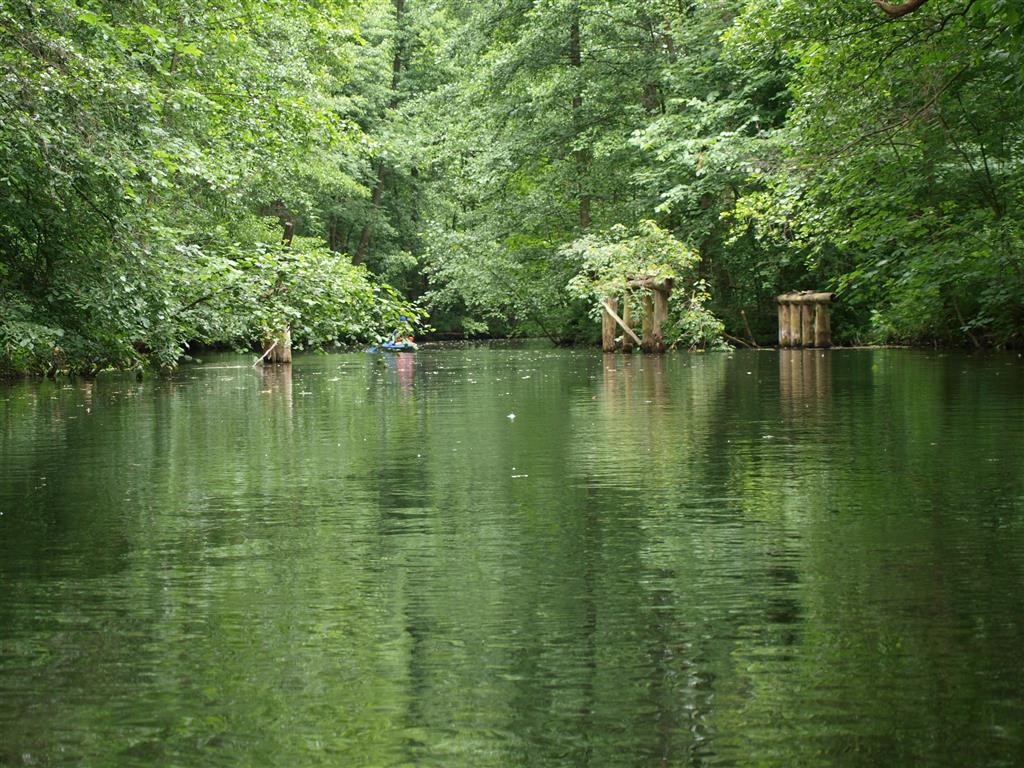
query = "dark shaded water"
xmin=1 ymin=346 xmax=1023 ymax=766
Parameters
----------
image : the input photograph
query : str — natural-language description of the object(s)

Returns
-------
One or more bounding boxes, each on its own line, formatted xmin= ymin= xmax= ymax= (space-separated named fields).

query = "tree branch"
xmin=828 ymin=23 xmax=1005 ymax=159
xmin=872 ymin=0 xmax=931 ymax=18
xmin=829 ymin=62 xmax=969 ymax=158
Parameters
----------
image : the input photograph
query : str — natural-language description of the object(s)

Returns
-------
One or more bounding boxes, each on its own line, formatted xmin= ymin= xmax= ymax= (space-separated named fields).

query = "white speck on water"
xmin=507 ymin=413 xmax=516 ymax=420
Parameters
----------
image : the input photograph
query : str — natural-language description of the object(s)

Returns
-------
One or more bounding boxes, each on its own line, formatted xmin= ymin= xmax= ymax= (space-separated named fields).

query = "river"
xmin=1 ymin=346 xmax=1023 ymax=766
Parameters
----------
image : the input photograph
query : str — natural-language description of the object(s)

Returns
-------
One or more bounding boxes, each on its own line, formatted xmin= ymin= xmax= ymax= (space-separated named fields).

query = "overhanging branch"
xmin=872 ymin=0 xmax=930 ymax=18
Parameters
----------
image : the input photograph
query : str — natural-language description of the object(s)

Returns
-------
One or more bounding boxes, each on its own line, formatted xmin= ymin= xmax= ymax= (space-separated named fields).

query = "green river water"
xmin=1 ymin=346 xmax=1023 ymax=767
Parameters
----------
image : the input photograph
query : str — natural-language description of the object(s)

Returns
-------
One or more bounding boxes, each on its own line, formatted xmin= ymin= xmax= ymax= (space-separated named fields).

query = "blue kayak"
xmin=367 ymin=342 xmax=417 ymax=352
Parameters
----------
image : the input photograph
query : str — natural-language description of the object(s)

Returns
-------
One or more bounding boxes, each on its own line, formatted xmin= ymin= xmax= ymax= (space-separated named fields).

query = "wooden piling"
xmin=814 ymin=302 xmax=831 ymax=348
xmin=777 ymin=291 xmax=835 ymax=349
xmin=596 ymin=276 xmax=673 ymax=354
xmin=791 ymin=303 xmax=803 ymax=346
xmin=261 ymin=328 xmax=292 ymax=364
xmin=621 ymin=292 xmax=635 ymax=353
xmin=641 ymin=295 xmax=655 ymax=352
xmin=601 ymin=297 xmax=617 ymax=352
xmin=652 ymin=286 xmax=669 ymax=353
xmin=800 ymin=299 xmax=814 ymax=348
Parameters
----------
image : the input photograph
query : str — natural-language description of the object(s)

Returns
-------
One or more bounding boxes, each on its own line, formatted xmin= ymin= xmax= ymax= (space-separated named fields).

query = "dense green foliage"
xmin=3 ymin=0 xmax=1022 ymax=374
xmin=728 ymin=0 xmax=1024 ymax=346
xmin=0 ymin=0 xmax=420 ymax=375
xmin=350 ymin=0 xmax=1023 ymax=347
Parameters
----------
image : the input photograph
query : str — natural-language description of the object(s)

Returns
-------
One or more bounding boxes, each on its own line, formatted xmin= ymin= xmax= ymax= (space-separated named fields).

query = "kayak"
xmin=367 ymin=342 xmax=417 ymax=352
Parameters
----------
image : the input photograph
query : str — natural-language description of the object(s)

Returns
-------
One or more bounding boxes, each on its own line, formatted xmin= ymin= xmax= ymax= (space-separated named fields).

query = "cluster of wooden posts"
xmin=601 ymin=278 xmax=673 ymax=353
xmin=777 ymin=292 xmax=834 ymax=348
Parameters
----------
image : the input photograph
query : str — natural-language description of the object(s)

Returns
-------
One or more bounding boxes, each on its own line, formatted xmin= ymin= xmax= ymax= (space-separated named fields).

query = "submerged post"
xmin=260 ymin=221 xmax=296 ymax=365
xmin=791 ymin=302 xmax=804 ymax=346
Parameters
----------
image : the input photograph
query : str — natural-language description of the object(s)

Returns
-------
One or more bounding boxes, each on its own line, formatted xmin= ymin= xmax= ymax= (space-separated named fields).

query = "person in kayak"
xmin=386 ymin=316 xmax=416 ymax=349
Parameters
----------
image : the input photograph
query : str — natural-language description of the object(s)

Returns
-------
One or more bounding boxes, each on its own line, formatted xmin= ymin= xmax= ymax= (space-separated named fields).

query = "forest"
xmin=2 ymin=0 xmax=1022 ymax=375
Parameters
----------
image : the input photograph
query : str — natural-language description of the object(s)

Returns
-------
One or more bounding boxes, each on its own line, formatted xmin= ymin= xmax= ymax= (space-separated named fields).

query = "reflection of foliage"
xmin=7 ymin=351 xmax=1022 ymax=764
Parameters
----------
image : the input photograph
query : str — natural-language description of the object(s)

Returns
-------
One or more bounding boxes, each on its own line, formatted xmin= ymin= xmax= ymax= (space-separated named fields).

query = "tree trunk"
xmin=569 ymin=8 xmax=591 ymax=230
xmin=354 ymin=172 xmax=384 ymax=265
xmin=354 ymin=0 xmax=405 ymax=264
xmin=328 ymin=215 xmax=338 ymax=252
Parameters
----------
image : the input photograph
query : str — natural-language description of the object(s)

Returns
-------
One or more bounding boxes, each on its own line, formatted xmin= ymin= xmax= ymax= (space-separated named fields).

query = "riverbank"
xmin=4 ymin=338 xmax=1017 ymax=383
